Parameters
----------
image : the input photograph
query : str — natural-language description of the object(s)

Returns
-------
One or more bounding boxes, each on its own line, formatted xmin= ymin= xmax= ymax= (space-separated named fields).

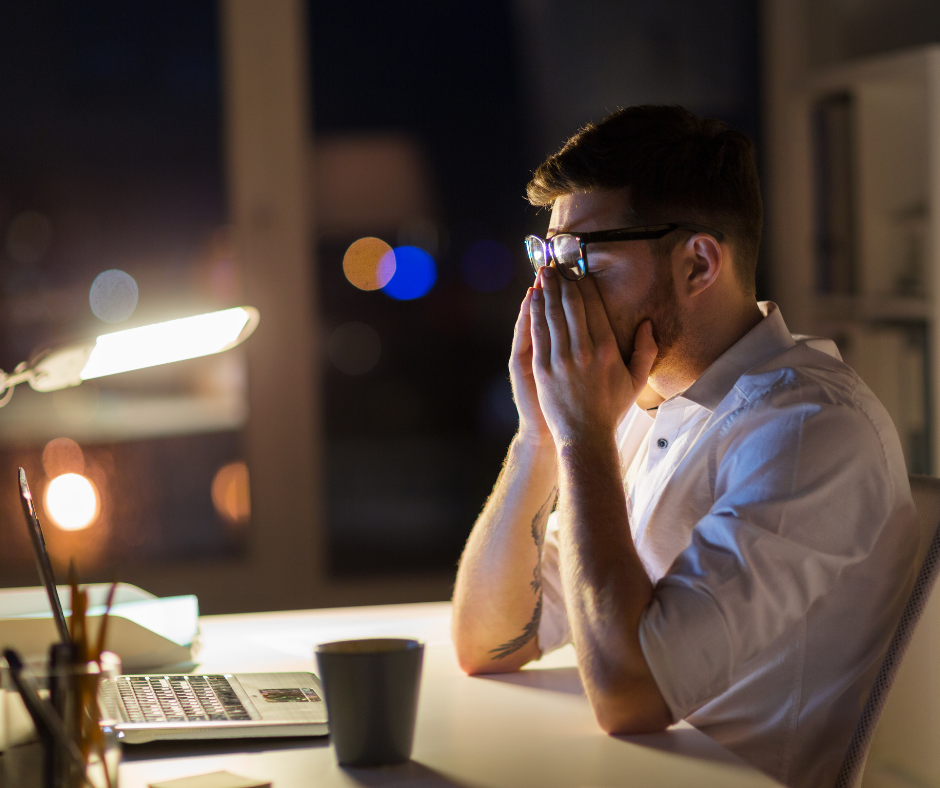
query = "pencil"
xmin=95 ymin=581 xmax=118 ymax=662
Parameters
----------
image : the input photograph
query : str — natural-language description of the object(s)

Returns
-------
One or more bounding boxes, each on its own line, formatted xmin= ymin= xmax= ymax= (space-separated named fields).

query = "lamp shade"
xmin=28 ymin=306 xmax=260 ymax=393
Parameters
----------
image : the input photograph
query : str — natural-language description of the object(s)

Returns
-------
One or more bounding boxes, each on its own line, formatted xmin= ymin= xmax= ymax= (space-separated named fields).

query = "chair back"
xmin=834 ymin=474 xmax=940 ymax=788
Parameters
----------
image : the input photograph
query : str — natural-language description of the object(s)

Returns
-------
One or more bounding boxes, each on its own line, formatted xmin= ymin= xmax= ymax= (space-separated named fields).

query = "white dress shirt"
xmin=537 ymin=302 xmax=922 ymax=788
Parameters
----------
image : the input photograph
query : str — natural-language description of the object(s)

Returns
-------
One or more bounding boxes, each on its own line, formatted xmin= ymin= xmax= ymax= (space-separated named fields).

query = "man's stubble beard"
xmin=613 ymin=259 xmax=683 ymax=380
xmin=645 ymin=261 xmax=683 ymax=377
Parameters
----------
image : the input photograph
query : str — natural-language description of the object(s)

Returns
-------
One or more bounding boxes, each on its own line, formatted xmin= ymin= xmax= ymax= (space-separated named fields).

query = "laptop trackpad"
xmin=231 ymin=672 xmax=327 ymax=723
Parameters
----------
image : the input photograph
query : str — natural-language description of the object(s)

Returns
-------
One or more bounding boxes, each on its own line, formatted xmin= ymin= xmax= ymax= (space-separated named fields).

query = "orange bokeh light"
xmin=211 ymin=461 xmax=251 ymax=526
xmin=342 ymin=237 xmax=395 ymax=291
xmin=42 ymin=437 xmax=85 ymax=477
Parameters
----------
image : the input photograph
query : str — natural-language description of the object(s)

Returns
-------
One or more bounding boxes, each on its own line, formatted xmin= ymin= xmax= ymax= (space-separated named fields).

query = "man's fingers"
xmin=512 ymin=289 xmax=534 ymax=359
xmin=577 ymin=274 xmax=617 ymax=345
xmin=529 ymin=282 xmax=551 ymax=369
xmin=559 ymin=275 xmax=591 ymax=355
xmin=628 ymin=320 xmax=659 ymax=389
xmin=539 ymin=266 xmax=571 ymax=358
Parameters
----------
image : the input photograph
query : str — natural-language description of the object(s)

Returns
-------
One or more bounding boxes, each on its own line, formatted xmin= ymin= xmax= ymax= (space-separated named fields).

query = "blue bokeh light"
xmin=461 ymin=240 xmax=515 ymax=293
xmin=382 ymin=246 xmax=437 ymax=300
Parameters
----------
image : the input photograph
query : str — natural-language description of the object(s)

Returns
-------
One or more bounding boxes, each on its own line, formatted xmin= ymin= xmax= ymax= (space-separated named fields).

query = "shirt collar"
xmin=676 ymin=301 xmax=796 ymax=412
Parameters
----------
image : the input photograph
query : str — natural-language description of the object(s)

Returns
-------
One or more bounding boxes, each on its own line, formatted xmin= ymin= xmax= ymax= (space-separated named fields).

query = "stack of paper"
xmin=0 ymin=582 xmax=198 ymax=671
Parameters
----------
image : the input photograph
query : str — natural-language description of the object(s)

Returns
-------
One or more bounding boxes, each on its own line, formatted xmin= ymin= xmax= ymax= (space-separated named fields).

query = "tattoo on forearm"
xmin=489 ymin=486 xmax=557 ymax=660
xmin=530 ymin=488 xmax=552 ymax=593
xmin=489 ymin=596 xmax=542 ymax=660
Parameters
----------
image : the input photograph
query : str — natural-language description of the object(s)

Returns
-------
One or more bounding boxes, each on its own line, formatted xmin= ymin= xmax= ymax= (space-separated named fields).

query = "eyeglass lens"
xmin=525 ymin=235 xmax=586 ymax=280
xmin=552 ymin=235 xmax=585 ymax=279
xmin=525 ymin=236 xmax=547 ymax=273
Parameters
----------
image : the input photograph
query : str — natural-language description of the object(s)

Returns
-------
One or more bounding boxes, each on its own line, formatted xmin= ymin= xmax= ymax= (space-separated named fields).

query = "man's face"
xmin=547 ymin=190 xmax=682 ymax=370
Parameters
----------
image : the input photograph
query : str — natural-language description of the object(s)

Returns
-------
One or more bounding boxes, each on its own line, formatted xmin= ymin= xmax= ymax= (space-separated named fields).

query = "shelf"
xmin=0 ymin=386 xmax=248 ymax=445
xmin=806 ymin=46 xmax=939 ymax=95
xmin=814 ymin=294 xmax=933 ymax=323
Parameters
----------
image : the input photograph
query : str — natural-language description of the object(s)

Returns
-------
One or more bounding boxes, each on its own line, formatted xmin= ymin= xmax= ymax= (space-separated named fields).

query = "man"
xmin=451 ymin=106 xmax=921 ymax=788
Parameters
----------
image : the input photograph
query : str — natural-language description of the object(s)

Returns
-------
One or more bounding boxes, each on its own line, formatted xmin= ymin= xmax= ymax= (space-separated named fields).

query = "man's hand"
xmin=529 ymin=265 xmax=671 ymax=734
xmin=529 ymin=266 xmax=658 ymax=445
xmin=510 ymin=288 xmax=554 ymax=448
xmin=452 ymin=289 xmax=560 ymax=676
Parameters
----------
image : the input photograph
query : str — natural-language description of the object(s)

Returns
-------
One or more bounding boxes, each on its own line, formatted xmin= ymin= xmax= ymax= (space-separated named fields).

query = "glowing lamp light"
xmin=81 ymin=307 xmax=254 ymax=380
xmin=44 ymin=473 xmax=99 ymax=531
xmin=0 ymin=306 xmax=260 ymax=405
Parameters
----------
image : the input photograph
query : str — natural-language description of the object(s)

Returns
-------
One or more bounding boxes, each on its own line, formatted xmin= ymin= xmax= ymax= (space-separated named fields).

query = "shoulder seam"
xmin=717 ymin=368 xmax=891 ymax=480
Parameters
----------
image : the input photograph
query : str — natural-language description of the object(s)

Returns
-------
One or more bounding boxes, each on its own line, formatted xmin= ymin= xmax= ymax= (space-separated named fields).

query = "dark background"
xmin=0 ymin=1 xmax=760 ymax=585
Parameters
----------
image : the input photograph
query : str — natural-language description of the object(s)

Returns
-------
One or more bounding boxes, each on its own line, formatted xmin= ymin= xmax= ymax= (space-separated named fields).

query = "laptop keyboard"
xmin=115 ymin=675 xmax=252 ymax=723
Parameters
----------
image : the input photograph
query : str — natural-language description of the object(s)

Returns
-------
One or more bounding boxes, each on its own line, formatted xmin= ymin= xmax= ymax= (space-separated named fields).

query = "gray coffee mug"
xmin=315 ymin=638 xmax=424 ymax=767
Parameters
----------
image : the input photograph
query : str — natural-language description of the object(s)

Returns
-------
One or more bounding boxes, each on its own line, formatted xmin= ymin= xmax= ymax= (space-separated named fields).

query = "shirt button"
xmin=656 ymin=438 xmax=668 ymax=449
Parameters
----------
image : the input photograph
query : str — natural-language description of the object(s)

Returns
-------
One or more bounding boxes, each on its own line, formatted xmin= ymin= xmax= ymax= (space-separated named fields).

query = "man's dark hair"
xmin=527 ymin=105 xmax=762 ymax=294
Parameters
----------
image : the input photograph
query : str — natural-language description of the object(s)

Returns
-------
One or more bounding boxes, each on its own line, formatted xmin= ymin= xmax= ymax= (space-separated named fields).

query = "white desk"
xmin=119 ymin=602 xmax=781 ymax=788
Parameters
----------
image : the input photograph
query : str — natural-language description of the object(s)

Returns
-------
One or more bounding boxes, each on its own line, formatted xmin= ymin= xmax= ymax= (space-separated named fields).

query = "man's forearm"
xmin=555 ymin=435 xmax=672 ymax=733
xmin=452 ymin=435 xmax=558 ymax=673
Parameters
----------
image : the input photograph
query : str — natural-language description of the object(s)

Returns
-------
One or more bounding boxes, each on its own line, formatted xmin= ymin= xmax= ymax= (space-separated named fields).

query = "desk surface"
xmin=120 ymin=602 xmax=781 ymax=788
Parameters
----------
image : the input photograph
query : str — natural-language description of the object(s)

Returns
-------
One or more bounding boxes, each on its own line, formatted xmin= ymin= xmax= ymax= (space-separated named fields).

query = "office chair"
xmin=834 ymin=474 xmax=940 ymax=788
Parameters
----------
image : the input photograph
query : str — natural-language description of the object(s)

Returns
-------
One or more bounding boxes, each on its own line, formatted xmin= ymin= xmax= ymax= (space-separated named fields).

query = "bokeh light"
xmin=343 ymin=237 xmax=395 ymax=291
xmin=211 ymin=461 xmax=251 ymax=526
xmin=90 ymin=269 xmax=139 ymax=323
xmin=461 ymin=240 xmax=515 ymax=293
xmin=44 ymin=473 xmax=100 ymax=531
xmin=5 ymin=211 xmax=52 ymax=265
xmin=382 ymin=246 xmax=436 ymax=300
xmin=42 ymin=437 xmax=85 ymax=477
xmin=328 ymin=322 xmax=382 ymax=375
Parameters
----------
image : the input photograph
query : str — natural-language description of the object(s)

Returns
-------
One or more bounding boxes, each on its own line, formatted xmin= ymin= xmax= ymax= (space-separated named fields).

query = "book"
xmin=0 ymin=582 xmax=198 ymax=672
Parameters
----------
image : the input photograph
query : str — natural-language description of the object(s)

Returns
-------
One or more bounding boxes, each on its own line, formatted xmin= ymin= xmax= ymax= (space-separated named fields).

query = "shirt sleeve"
xmin=638 ymin=393 xmax=909 ymax=721
xmin=537 ymin=510 xmax=572 ymax=654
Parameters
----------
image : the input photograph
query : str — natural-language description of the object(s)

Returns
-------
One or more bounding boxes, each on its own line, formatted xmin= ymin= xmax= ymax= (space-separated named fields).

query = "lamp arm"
xmin=0 ymin=339 xmax=95 ymax=408
xmin=0 ymin=363 xmax=36 ymax=408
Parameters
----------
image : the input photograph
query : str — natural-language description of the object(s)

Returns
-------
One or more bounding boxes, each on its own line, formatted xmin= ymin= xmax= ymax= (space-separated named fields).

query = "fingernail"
xmin=542 ymin=266 xmax=554 ymax=279
xmin=531 ymin=289 xmax=541 ymax=301
xmin=646 ymin=322 xmax=653 ymax=335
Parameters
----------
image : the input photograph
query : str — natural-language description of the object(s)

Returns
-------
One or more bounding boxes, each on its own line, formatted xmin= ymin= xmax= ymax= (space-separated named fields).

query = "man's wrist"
xmin=512 ymin=430 xmax=557 ymax=465
xmin=554 ymin=428 xmax=621 ymax=478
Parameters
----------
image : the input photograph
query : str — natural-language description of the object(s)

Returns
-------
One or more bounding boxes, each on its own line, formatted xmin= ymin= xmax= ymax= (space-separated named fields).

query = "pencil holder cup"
xmin=2 ymin=651 xmax=122 ymax=788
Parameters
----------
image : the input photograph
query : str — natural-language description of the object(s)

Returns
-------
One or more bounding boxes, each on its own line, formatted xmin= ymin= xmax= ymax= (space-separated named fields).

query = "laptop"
xmin=17 ymin=467 xmax=329 ymax=742
xmin=102 ymin=670 xmax=327 ymax=743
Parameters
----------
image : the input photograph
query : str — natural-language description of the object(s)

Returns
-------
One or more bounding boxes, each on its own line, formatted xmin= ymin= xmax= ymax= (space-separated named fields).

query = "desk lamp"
xmin=0 ymin=306 xmax=260 ymax=407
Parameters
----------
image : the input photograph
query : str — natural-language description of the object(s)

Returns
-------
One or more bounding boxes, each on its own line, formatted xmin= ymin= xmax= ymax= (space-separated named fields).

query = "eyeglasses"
xmin=524 ymin=223 xmax=725 ymax=281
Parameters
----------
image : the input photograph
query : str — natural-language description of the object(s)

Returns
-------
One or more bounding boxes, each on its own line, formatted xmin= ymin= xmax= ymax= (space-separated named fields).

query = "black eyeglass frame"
xmin=525 ymin=222 xmax=725 ymax=281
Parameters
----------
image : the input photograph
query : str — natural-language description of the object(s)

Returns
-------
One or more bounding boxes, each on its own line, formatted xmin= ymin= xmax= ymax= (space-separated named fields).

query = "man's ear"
xmin=678 ymin=234 xmax=722 ymax=298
